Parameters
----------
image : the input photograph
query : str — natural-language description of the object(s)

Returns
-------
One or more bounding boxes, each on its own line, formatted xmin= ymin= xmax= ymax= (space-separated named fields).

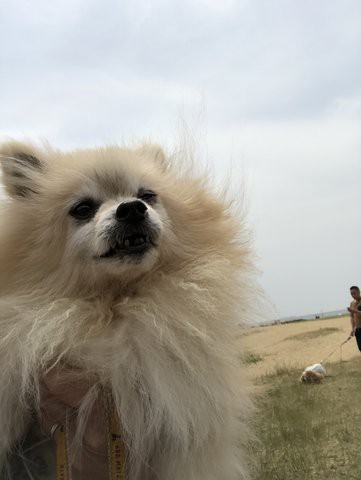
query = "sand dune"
xmin=240 ymin=315 xmax=359 ymax=377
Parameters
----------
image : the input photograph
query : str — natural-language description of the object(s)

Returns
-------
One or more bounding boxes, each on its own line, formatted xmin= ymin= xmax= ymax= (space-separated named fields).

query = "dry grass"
xmin=240 ymin=316 xmax=355 ymax=377
xmin=248 ymin=357 xmax=361 ymax=479
xmin=284 ymin=327 xmax=342 ymax=342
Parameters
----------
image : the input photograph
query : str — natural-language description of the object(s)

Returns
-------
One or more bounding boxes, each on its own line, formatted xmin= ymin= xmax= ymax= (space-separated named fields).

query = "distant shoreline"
xmin=262 ymin=309 xmax=348 ymax=327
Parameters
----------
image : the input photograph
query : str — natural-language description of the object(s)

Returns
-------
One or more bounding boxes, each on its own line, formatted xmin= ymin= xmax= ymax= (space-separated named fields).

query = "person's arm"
xmin=349 ymin=302 xmax=356 ymax=336
xmin=348 ymin=306 xmax=359 ymax=314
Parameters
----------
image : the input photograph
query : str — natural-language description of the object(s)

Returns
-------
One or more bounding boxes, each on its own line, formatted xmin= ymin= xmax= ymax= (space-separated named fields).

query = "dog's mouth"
xmin=99 ymin=233 xmax=155 ymax=259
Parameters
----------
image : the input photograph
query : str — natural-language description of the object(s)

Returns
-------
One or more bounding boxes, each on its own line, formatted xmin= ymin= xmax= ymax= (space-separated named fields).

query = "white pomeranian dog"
xmin=0 ymin=141 xmax=255 ymax=479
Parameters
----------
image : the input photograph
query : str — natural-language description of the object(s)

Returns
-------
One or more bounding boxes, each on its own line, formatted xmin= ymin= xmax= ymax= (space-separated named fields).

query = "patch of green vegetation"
xmin=243 ymin=352 xmax=263 ymax=365
xmin=285 ymin=327 xmax=341 ymax=342
xmin=248 ymin=359 xmax=361 ymax=479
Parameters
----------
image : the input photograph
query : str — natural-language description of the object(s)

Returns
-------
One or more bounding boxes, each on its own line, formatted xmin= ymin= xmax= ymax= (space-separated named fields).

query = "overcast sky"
xmin=0 ymin=0 xmax=360 ymax=319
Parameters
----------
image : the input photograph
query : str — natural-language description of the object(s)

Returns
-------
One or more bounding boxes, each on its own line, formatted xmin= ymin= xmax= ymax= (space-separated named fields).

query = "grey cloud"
xmin=1 ymin=0 xmax=360 ymax=127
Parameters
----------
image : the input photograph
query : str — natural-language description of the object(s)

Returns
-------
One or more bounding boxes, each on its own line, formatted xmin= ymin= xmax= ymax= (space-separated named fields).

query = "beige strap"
xmin=106 ymin=393 xmax=127 ymax=480
xmin=55 ymin=394 xmax=126 ymax=480
xmin=56 ymin=423 xmax=70 ymax=480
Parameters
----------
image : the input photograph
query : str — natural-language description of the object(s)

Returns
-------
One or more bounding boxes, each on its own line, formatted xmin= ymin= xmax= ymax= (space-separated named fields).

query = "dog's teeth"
xmin=124 ymin=239 xmax=130 ymax=247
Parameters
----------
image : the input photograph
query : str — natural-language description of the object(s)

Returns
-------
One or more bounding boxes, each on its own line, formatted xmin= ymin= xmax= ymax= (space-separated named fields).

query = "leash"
xmin=105 ymin=392 xmax=127 ymax=480
xmin=55 ymin=393 xmax=126 ymax=480
xmin=56 ymin=420 xmax=70 ymax=480
xmin=320 ymin=335 xmax=352 ymax=365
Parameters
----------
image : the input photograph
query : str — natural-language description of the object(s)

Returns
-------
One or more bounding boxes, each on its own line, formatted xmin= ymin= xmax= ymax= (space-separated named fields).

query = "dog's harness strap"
xmin=106 ymin=392 xmax=127 ymax=480
xmin=56 ymin=419 xmax=71 ymax=480
xmin=55 ymin=396 xmax=126 ymax=480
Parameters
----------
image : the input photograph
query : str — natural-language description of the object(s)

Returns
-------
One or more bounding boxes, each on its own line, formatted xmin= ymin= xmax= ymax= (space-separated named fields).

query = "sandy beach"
xmin=239 ymin=315 xmax=359 ymax=377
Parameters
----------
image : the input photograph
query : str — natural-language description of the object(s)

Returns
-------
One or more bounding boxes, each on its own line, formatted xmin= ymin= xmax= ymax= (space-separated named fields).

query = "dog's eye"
xmin=137 ymin=189 xmax=157 ymax=204
xmin=69 ymin=200 xmax=98 ymax=221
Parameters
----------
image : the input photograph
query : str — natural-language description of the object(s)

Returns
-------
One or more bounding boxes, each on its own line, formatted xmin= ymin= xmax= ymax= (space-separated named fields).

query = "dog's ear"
xmin=136 ymin=143 xmax=168 ymax=171
xmin=0 ymin=142 xmax=45 ymax=199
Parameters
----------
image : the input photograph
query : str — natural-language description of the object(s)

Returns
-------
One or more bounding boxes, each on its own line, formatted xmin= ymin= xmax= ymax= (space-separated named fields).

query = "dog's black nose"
xmin=116 ymin=200 xmax=147 ymax=222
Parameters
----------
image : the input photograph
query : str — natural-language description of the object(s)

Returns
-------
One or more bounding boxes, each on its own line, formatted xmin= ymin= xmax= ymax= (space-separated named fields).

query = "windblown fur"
xmin=0 ymin=141 xmax=255 ymax=479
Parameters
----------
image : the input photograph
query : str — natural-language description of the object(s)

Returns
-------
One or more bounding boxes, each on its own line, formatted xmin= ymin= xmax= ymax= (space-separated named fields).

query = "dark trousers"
xmin=355 ymin=328 xmax=361 ymax=352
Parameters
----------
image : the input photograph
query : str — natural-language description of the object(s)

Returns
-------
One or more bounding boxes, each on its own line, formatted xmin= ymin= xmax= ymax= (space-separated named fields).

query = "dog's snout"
xmin=116 ymin=200 xmax=147 ymax=222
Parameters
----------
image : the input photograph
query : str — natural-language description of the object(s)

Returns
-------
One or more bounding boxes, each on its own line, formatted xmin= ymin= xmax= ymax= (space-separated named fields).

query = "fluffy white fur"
xmin=300 ymin=363 xmax=326 ymax=383
xmin=0 ymin=141 xmax=255 ymax=479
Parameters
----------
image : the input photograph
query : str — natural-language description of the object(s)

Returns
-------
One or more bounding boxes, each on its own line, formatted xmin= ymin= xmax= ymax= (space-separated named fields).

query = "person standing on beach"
xmin=348 ymin=286 xmax=361 ymax=351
